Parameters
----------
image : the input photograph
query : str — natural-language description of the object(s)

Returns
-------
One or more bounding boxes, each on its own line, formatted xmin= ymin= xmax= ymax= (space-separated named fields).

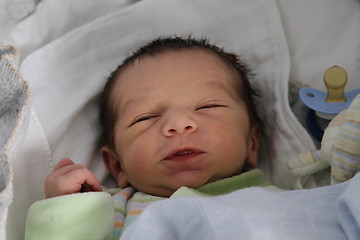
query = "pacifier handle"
xmin=324 ymin=65 xmax=347 ymax=103
xmin=300 ymin=65 xmax=360 ymax=116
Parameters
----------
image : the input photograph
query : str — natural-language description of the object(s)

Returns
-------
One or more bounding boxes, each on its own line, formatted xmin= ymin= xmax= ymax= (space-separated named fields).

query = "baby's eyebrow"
xmin=206 ymin=80 xmax=239 ymax=100
xmin=119 ymin=79 xmax=238 ymax=115
xmin=119 ymin=96 xmax=143 ymax=115
xmin=119 ymin=93 xmax=161 ymax=120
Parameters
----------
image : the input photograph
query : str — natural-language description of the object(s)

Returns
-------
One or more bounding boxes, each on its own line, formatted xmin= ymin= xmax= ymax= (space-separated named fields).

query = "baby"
xmin=43 ymin=36 xmax=271 ymax=238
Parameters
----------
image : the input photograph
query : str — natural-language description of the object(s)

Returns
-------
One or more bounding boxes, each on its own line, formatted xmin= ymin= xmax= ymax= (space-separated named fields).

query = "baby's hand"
xmin=44 ymin=158 xmax=103 ymax=198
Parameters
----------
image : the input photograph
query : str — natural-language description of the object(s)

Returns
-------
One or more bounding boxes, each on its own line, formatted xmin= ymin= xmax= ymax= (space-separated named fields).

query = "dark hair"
xmin=100 ymin=36 xmax=261 ymax=149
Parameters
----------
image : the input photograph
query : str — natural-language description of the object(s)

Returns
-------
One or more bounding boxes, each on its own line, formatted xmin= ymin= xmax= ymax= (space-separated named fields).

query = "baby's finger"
xmin=51 ymin=163 xmax=87 ymax=177
xmin=64 ymin=167 xmax=103 ymax=193
xmin=80 ymin=171 xmax=103 ymax=192
xmin=45 ymin=163 xmax=102 ymax=198
xmin=53 ymin=158 xmax=75 ymax=171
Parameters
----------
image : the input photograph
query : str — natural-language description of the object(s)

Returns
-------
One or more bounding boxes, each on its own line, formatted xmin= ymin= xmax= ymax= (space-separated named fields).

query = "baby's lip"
xmin=164 ymin=148 xmax=204 ymax=160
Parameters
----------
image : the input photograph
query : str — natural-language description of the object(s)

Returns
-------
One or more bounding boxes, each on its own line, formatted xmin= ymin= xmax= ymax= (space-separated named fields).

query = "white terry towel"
xmin=0 ymin=45 xmax=31 ymax=240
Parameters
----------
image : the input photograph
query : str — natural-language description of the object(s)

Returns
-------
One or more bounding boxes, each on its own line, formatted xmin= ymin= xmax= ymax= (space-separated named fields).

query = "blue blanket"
xmin=121 ymin=173 xmax=360 ymax=240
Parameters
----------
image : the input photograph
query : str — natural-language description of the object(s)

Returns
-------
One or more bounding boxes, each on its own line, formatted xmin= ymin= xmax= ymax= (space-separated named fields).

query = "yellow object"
xmin=324 ymin=65 xmax=347 ymax=103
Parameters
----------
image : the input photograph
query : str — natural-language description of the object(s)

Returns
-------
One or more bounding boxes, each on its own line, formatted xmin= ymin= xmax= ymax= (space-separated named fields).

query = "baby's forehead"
xmin=111 ymin=48 xmax=243 ymax=103
xmin=136 ymin=47 xmax=233 ymax=68
xmin=121 ymin=47 xmax=240 ymax=82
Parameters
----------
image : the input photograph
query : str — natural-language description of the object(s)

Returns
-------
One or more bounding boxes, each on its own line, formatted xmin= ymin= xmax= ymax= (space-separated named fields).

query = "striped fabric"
xmin=287 ymin=150 xmax=327 ymax=176
xmin=111 ymin=187 xmax=164 ymax=239
xmin=331 ymin=95 xmax=360 ymax=184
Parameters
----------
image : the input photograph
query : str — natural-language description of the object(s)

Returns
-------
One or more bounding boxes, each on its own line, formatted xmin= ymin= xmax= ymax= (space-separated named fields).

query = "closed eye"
xmin=131 ymin=115 xmax=159 ymax=126
xmin=196 ymin=104 xmax=225 ymax=110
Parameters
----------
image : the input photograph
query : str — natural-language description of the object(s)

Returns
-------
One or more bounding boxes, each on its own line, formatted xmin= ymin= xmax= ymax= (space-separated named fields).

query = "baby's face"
xmin=109 ymin=49 xmax=260 ymax=196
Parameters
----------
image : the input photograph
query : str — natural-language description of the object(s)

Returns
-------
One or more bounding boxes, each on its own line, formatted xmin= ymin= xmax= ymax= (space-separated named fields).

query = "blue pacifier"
xmin=299 ymin=65 xmax=360 ymax=140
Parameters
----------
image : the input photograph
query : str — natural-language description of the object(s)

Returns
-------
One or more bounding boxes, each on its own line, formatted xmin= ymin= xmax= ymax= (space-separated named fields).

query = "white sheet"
xmin=0 ymin=0 xmax=36 ymax=39
xmin=17 ymin=0 xmax=302 ymax=190
xmin=2 ymin=0 xmax=137 ymax=61
xmin=277 ymin=0 xmax=360 ymax=93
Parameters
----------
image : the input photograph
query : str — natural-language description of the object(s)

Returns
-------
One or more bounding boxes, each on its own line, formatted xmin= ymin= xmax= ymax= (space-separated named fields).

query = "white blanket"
xmin=1 ymin=0 xmax=360 ymax=239
xmin=121 ymin=172 xmax=360 ymax=240
xmin=18 ymin=0 xmax=308 ymax=190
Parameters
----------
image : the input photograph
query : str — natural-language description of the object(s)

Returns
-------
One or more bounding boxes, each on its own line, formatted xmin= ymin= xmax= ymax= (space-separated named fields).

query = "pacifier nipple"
xmin=324 ymin=65 xmax=347 ymax=103
xmin=299 ymin=65 xmax=360 ymax=140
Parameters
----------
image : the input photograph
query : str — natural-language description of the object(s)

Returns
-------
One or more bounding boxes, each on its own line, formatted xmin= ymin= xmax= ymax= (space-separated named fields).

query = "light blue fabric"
xmin=120 ymin=173 xmax=360 ymax=240
xmin=337 ymin=174 xmax=360 ymax=240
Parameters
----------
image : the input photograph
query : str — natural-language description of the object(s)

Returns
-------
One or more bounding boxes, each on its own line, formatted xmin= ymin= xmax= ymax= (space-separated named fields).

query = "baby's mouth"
xmin=165 ymin=148 xmax=204 ymax=160
xmin=174 ymin=150 xmax=196 ymax=156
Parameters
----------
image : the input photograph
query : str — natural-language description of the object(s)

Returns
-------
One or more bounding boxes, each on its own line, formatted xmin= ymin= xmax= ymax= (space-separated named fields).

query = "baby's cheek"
xmin=122 ymin=127 xmax=142 ymax=145
xmin=122 ymin=136 xmax=153 ymax=169
xmin=216 ymin=124 xmax=248 ymax=156
xmin=115 ymin=126 xmax=143 ymax=158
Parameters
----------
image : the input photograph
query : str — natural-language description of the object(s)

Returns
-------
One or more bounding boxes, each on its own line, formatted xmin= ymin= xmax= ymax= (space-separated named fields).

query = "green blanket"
xmin=25 ymin=192 xmax=115 ymax=240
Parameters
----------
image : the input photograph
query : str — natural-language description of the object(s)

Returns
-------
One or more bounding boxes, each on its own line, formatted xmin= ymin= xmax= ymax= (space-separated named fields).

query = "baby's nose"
xmin=162 ymin=109 xmax=198 ymax=137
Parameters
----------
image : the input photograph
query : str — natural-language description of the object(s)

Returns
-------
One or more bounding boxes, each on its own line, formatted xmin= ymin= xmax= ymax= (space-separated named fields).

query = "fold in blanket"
xmin=0 ymin=0 xmax=36 ymax=38
xmin=0 ymin=45 xmax=31 ymax=239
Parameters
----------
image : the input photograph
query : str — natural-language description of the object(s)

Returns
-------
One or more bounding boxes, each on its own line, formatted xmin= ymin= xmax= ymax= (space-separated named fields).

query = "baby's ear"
xmin=101 ymin=146 xmax=129 ymax=188
xmin=246 ymin=124 xmax=261 ymax=167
